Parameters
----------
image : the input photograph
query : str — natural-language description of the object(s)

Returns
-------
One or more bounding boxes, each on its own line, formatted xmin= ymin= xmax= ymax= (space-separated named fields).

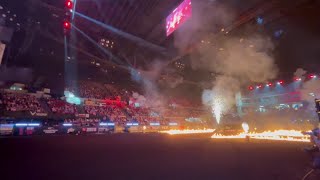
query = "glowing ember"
xmin=211 ymin=130 xmax=310 ymax=142
xmin=161 ymin=129 xmax=215 ymax=135
xmin=212 ymin=98 xmax=223 ymax=124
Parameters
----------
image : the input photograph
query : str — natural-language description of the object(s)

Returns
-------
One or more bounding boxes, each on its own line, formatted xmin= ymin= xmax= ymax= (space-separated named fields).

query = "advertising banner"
xmin=30 ymin=111 xmax=48 ymax=117
xmin=76 ymin=114 xmax=89 ymax=118
xmin=0 ymin=124 xmax=14 ymax=135
xmin=82 ymin=127 xmax=97 ymax=132
xmin=43 ymin=127 xmax=58 ymax=134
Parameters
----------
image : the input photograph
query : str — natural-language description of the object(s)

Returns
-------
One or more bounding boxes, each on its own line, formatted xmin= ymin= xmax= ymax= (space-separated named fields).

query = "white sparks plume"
xmin=212 ymin=97 xmax=223 ymax=124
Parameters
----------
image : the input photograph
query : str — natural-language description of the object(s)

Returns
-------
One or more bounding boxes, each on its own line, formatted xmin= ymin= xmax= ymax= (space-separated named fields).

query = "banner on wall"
xmin=0 ymin=124 xmax=14 ymax=135
xmin=76 ymin=114 xmax=89 ymax=118
xmin=30 ymin=111 xmax=48 ymax=117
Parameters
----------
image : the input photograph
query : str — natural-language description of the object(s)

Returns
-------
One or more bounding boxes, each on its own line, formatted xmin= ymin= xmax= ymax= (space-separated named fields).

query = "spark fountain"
xmin=212 ymin=97 xmax=223 ymax=124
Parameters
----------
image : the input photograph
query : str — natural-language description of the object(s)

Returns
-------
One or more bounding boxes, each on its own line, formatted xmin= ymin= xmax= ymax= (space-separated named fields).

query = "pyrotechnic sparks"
xmin=211 ymin=129 xmax=310 ymax=142
xmin=242 ymin=122 xmax=249 ymax=133
xmin=161 ymin=129 xmax=215 ymax=135
xmin=212 ymin=98 xmax=223 ymax=124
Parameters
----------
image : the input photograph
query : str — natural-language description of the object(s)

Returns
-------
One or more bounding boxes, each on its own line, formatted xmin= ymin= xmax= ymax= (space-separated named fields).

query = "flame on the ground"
xmin=211 ymin=130 xmax=310 ymax=142
xmin=211 ymin=133 xmax=248 ymax=139
xmin=161 ymin=129 xmax=215 ymax=135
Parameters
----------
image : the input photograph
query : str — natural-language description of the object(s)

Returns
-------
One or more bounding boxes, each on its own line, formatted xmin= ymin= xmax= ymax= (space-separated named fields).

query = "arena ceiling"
xmin=1 ymin=0 xmax=265 ymax=70
xmin=1 ymin=0 xmax=320 ymax=89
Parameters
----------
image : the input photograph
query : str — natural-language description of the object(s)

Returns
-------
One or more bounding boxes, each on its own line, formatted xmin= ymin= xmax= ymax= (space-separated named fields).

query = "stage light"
xmin=15 ymin=123 xmax=28 ymax=127
xmin=66 ymin=0 xmax=73 ymax=9
xmin=294 ymin=77 xmax=301 ymax=81
xmin=28 ymin=123 xmax=40 ymax=126
xmin=266 ymin=83 xmax=272 ymax=87
xmin=256 ymin=85 xmax=262 ymax=89
xmin=248 ymin=86 xmax=254 ymax=91
xmin=99 ymin=123 xmax=115 ymax=126
xmin=309 ymin=74 xmax=317 ymax=79
xmin=63 ymin=21 xmax=71 ymax=29
xmin=126 ymin=123 xmax=139 ymax=126
xmin=277 ymin=80 xmax=284 ymax=85
xmin=63 ymin=123 xmax=72 ymax=127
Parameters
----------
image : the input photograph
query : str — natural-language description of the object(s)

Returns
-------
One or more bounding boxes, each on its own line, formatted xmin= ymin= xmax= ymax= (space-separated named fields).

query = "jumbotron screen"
xmin=166 ymin=0 xmax=192 ymax=36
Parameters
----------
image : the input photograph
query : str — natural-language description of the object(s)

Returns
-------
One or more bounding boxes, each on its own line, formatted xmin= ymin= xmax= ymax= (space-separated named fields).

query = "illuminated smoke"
xmin=172 ymin=2 xmax=278 ymax=124
xmin=203 ymin=76 xmax=241 ymax=124
xmin=294 ymin=68 xmax=320 ymax=115
xmin=294 ymin=68 xmax=307 ymax=79
xmin=196 ymin=35 xmax=277 ymax=125
xmin=300 ymin=78 xmax=320 ymax=116
xmin=129 ymin=61 xmax=167 ymax=108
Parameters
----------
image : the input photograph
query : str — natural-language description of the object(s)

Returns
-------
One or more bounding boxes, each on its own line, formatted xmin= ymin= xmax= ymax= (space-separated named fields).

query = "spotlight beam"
xmin=74 ymin=11 xmax=167 ymax=53
xmin=72 ymin=0 xmax=77 ymax=20
xmin=73 ymin=25 xmax=129 ymax=66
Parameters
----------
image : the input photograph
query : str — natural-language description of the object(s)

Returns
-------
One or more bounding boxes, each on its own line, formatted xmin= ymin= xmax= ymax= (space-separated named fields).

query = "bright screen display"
xmin=166 ymin=0 xmax=192 ymax=36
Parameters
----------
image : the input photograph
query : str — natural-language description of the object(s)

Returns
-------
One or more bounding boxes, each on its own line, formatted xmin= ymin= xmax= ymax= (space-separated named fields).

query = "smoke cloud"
xmin=198 ymin=36 xmax=277 ymax=121
xmin=294 ymin=68 xmax=307 ymax=80
xmin=131 ymin=92 xmax=147 ymax=106
xmin=129 ymin=60 xmax=167 ymax=108
xmin=301 ymin=79 xmax=320 ymax=111
xmin=159 ymin=73 xmax=184 ymax=88
xmin=174 ymin=1 xmax=278 ymax=122
xmin=174 ymin=1 xmax=234 ymax=53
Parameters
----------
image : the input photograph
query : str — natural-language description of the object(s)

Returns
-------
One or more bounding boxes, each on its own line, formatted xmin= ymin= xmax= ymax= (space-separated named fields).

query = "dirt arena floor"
xmin=1 ymin=133 xmax=319 ymax=180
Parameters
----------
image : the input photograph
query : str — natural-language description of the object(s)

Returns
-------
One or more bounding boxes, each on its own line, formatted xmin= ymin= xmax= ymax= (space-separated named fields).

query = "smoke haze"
xmin=294 ymin=68 xmax=307 ymax=78
xmin=173 ymin=2 xmax=278 ymax=120
xmin=129 ymin=60 xmax=167 ymax=108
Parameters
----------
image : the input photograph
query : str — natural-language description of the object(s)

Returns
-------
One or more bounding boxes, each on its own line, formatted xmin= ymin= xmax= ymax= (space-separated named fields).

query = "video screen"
xmin=166 ymin=0 xmax=192 ymax=36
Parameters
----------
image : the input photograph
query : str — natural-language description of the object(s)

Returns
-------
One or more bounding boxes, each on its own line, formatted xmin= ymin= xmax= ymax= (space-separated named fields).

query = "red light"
xmin=66 ymin=1 xmax=73 ymax=9
xmin=294 ymin=77 xmax=301 ymax=81
xmin=277 ymin=80 xmax=283 ymax=85
xmin=248 ymin=86 xmax=254 ymax=90
xmin=309 ymin=74 xmax=317 ymax=79
xmin=256 ymin=85 xmax=262 ymax=89
xmin=63 ymin=21 xmax=70 ymax=29
xmin=266 ymin=83 xmax=272 ymax=87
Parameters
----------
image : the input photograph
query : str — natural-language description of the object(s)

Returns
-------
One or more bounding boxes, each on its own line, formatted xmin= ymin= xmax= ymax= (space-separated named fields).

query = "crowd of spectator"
xmin=66 ymin=81 xmax=130 ymax=101
xmin=1 ymin=93 xmax=45 ymax=113
xmin=0 ymin=81 xmax=207 ymax=127
xmin=47 ymin=98 xmax=78 ymax=115
xmin=84 ymin=105 xmax=127 ymax=117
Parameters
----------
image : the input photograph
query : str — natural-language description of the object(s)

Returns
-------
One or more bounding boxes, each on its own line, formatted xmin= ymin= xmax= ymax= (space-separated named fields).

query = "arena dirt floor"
xmin=1 ymin=133 xmax=319 ymax=180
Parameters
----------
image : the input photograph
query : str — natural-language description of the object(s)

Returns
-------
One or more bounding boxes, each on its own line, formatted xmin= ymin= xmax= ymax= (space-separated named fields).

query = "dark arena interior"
xmin=1 ymin=0 xmax=320 ymax=179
